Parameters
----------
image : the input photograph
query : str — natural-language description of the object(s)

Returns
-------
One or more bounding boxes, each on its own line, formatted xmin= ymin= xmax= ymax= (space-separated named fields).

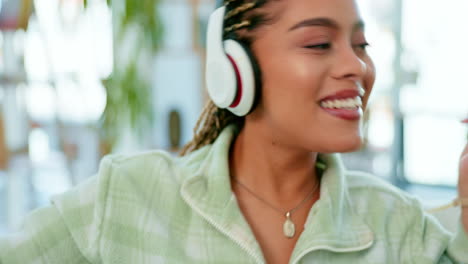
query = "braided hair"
xmin=180 ymin=0 xmax=277 ymax=156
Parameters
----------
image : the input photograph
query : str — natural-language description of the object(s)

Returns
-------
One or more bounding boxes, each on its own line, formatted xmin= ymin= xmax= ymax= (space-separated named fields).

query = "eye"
xmin=304 ymin=43 xmax=331 ymax=50
xmin=355 ymin=42 xmax=370 ymax=51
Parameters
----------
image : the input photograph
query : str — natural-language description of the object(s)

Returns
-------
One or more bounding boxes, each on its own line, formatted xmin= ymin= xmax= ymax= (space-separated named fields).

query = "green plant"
xmin=85 ymin=0 xmax=163 ymax=151
xmin=84 ymin=0 xmax=162 ymax=52
xmin=100 ymin=62 xmax=154 ymax=146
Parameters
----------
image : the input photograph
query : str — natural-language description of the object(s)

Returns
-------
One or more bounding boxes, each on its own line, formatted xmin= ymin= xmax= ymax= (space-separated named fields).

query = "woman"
xmin=1 ymin=0 xmax=468 ymax=263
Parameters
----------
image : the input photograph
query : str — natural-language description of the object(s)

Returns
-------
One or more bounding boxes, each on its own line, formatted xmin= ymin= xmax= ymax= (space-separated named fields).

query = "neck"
xmin=229 ymin=121 xmax=321 ymax=205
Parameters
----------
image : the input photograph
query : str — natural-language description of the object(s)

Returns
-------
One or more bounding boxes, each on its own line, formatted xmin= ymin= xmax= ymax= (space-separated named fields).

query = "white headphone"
xmin=205 ymin=5 xmax=257 ymax=117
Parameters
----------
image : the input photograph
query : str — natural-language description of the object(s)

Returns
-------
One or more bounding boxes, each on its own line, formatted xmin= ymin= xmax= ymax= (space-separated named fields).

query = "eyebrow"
xmin=288 ymin=17 xmax=365 ymax=32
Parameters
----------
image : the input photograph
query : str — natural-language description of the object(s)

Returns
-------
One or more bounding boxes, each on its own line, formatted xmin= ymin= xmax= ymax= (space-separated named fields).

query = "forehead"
xmin=266 ymin=0 xmax=363 ymax=30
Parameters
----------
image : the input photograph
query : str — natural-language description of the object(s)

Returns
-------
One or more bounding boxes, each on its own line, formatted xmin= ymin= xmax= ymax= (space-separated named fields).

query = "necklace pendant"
xmin=283 ymin=212 xmax=295 ymax=238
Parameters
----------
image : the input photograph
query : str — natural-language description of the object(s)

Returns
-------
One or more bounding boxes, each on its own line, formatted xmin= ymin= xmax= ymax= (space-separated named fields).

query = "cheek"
xmin=362 ymin=57 xmax=376 ymax=108
xmin=260 ymin=58 xmax=328 ymax=134
xmin=365 ymin=58 xmax=376 ymax=87
xmin=261 ymin=54 xmax=326 ymax=102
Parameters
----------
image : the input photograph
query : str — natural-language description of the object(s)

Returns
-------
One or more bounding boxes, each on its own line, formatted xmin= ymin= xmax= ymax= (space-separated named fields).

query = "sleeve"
xmin=405 ymin=197 xmax=468 ymax=264
xmin=446 ymin=221 xmax=468 ymax=263
xmin=0 ymin=156 xmax=115 ymax=264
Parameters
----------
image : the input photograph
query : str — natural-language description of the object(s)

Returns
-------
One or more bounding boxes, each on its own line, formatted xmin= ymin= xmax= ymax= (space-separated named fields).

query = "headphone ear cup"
xmin=224 ymin=40 xmax=258 ymax=116
xmin=205 ymin=7 xmax=238 ymax=108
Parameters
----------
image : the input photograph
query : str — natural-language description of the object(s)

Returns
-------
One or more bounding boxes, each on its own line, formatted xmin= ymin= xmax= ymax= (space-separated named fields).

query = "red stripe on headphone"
xmin=227 ymin=55 xmax=242 ymax=108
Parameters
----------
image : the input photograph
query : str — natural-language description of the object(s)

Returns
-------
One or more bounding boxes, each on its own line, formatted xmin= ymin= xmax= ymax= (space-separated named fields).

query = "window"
xmin=401 ymin=0 xmax=468 ymax=186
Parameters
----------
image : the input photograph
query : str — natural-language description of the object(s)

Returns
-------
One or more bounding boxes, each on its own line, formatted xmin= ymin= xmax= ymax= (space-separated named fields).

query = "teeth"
xmin=358 ymin=87 xmax=366 ymax=97
xmin=320 ymin=97 xmax=362 ymax=109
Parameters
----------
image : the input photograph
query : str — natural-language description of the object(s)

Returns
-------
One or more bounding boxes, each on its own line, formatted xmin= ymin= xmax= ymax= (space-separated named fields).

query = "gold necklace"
xmin=232 ymin=178 xmax=320 ymax=239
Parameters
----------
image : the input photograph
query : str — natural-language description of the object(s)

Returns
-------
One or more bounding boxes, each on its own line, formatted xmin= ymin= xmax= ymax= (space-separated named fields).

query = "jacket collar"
xmin=289 ymin=152 xmax=374 ymax=263
xmin=180 ymin=125 xmax=374 ymax=262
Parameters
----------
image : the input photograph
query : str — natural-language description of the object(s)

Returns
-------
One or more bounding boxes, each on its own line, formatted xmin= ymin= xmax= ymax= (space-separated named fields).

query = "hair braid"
xmin=224 ymin=2 xmax=256 ymax=20
xmin=179 ymin=101 xmax=244 ymax=156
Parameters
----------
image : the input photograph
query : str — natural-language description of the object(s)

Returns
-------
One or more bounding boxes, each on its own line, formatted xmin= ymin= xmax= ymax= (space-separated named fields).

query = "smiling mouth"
xmin=319 ymin=96 xmax=362 ymax=109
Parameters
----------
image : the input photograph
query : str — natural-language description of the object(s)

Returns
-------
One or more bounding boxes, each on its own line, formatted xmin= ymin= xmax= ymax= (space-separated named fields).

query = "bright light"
xmin=28 ymin=128 xmax=50 ymax=164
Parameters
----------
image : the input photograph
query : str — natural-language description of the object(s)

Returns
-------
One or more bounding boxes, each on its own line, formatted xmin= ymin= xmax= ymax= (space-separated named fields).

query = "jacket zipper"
xmin=290 ymin=240 xmax=374 ymax=264
xmin=182 ymin=194 xmax=264 ymax=264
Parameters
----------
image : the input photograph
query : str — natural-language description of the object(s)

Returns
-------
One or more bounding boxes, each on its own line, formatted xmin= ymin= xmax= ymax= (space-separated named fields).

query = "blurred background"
xmin=0 ymin=0 xmax=467 ymax=234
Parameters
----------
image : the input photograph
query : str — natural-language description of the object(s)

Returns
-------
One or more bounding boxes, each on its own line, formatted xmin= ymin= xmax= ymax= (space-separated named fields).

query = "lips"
xmin=319 ymin=89 xmax=365 ymax=103
xmin=321 ymin=107 xmax=363 ymax=121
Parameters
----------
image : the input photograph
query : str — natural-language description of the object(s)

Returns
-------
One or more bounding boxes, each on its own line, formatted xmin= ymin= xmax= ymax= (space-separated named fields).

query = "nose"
xmin=331 ymin=44 xmax=367 ymax=81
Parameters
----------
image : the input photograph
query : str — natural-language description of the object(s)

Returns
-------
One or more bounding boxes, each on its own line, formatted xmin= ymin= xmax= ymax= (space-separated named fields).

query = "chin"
xmin=338 ymin=138 xmax=364 ymax=153
xmin=337 ymin=144 xmax=363 ymax=153
xmin=317 ymin=136 xmax=364 ymax=154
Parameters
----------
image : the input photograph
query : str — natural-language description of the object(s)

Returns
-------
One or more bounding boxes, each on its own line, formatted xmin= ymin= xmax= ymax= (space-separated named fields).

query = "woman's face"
xmin=249 ymin=0 xmax=376 ymax=153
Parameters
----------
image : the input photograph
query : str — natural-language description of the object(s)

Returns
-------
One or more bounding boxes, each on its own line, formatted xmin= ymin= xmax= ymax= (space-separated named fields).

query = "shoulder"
xmin=100 ymin=150 xmax=177 ymax=178
xmin=344 ymin=171 xmax=456 ymax=261
xmin=102 ymin=149 xmax=176 ymax=172
xmin=53 ymin=146 xmax=214 ymax=221
xmin=91 ymin=145 xmax=213 ymax=192
xmin=345 ymin=170 xmax=421 ymax=212
xmin=344 ymin=170 xmax=449 ymax=234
